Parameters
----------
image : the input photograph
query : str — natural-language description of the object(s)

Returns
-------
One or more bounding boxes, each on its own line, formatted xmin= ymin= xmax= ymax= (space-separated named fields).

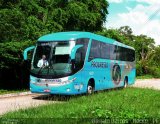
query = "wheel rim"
xmin=124 ymin=79 xmax=127 ymax=88
xmin=88 ymin=85 xmax=93 ymax=94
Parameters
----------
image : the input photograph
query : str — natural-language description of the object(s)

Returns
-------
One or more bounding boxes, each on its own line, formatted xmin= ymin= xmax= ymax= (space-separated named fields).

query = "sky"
xmin=106 ymin=0 xmax=160 ymax=45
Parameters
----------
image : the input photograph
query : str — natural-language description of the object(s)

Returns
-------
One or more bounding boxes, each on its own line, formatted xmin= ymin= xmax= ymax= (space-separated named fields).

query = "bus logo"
xmin=112 ymin=64 xmax=121 ymax=85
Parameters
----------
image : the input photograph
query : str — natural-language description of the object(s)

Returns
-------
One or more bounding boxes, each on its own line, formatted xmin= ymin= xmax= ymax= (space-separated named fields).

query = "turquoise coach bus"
xmin=24 ymin=32 xmax=135 ymax=95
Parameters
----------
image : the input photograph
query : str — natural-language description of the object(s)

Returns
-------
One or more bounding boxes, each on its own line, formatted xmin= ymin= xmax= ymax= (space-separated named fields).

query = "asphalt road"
xmin=0 ymin=94 xmax=61 ymax=115
xmin=0 ymin=79 xmax=160 ymax=115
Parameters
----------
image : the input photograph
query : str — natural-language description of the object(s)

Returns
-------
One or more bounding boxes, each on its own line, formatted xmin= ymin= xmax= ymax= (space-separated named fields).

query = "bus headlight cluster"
xmin=60 ymin=77 xmax=76 ymax=85
xmin=45 ymin=77 xmax=76 ymax=86
xmin=31 ymin=77 xmax=76 ymax=87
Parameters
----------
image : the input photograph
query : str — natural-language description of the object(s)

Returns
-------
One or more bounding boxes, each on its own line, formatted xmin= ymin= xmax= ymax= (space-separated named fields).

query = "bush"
xmin=136 ymin=62 xmax=143 ymax=76
xmin=148 ymin=66 xmax=160 ymax=78
xmin=0 ymin=41 xmax=35 ymax=89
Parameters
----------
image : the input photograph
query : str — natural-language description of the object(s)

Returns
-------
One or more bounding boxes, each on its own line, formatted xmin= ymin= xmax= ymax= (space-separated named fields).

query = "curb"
xmin=0 ymin=91 xmax=32 ymax=99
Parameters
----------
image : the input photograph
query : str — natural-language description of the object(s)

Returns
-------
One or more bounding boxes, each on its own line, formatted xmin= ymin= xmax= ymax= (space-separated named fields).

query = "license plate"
xmin=44 ymin=89 xmax=50 ymax=92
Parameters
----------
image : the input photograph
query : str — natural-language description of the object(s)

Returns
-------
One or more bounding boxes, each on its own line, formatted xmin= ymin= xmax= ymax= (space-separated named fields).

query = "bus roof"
xmin=38 ymin=31 xmax=134 ymax=50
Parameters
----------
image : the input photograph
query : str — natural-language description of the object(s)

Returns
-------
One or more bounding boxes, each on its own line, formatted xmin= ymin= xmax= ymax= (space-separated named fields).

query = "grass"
xmin=1 ymin=88 xmax=160 ymax=123
xmin=136 ymin=75 xmax=154 ymax=79
xmin=0 ymin=89 xmax=28 ymax=95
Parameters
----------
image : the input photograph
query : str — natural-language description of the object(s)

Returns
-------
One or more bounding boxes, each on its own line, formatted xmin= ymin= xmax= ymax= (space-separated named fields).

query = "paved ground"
xmin=0 ymin=94 xmax=61 ymax=115
xmin=0 ymin=79 xmax=159 ymax=115
xmin=132 ymin=79 xmax=160 ymax=90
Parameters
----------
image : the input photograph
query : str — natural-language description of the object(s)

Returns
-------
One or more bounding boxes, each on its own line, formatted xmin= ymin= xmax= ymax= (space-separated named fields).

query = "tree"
xmin=0 ymin=41 xmax=34 ymax=89
xmin=118 ymin=26 xmax=133 ymax=37
xmin=133 ymin=35 xmax=155 ymax=61
xmin=97 ymin=28 xmax=131 ymax=45
xmin=0 ymin=0 xmax=109 ymax=89
xmin=133 ymin=35 xmax=157 ymax=75
xmin=0 ymin=0 xmax=109 ymax=43
xmin=64 ymin=0 xmax=108 ymax=31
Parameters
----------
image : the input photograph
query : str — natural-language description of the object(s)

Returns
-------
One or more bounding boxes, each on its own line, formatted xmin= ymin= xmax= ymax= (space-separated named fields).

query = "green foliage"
xmin=136 ymin=75 xmax=154 ymax=79
xmin=0 ymin=0 xmax=109 ymax=43
xmin=133 ymin=35 xmax=159 ymax=77
xmin=97 ymin=28 xmax=132 ymax=46
xmin=0 ymin=8 xmax=25 ymax=42
xmin=147 ymin=66 xmax=160 ymax=78
xmin=0 ymin=40 xmax=34 ymax=89
xmin=148 ymin=46 xmax=160 ymax=67
xmin=2 ymin=88 xmax=160 ymax=120
xmin=0 ymin=41 xmax=34 ymax=69
xmin=0 ymin=89 xmax=28 ymax=95
xmin=0 ymin=0 xmax=109 ymax=89
xmin=136 ymin=61 xmax=143 ymax=76
xmin=63 ymin=0 xmax=108 ymax=31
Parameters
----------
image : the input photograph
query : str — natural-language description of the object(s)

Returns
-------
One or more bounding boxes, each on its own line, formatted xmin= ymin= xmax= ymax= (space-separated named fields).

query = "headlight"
xmin=60 ymin=77 xmax=76 ymax=85
xmin=31 ymin=77 xmax=76 ymax=87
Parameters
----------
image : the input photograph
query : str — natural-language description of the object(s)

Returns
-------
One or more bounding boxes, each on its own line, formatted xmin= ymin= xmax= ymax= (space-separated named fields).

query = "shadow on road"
xmin=32 ymin=94 xmax=82 ymax=102
xmin=32 ymin=87 xmax=124 ymax=102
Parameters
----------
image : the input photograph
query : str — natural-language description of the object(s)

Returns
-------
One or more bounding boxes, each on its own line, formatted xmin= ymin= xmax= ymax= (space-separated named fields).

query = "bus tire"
xmin=87 ymin=80 xmax=94 ymax=94
xmin=123 ymin=77 xmax=128 ymax=88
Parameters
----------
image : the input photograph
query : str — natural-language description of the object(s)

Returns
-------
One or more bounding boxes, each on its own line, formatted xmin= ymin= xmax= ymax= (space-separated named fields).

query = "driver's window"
xmin=72 ymin=38 xmax=89 ymax=73
xmin=75 ymin=47 xmax=84 ymax=70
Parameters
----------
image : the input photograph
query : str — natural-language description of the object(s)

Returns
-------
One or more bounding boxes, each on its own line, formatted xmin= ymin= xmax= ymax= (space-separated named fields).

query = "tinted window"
xmin=76 ymin=38 xmax=89 ymax=52
xmin=110 ymin=44 xmax=117 ymax=60
xmin=100 ymin=42 xmax=110 ymax=59
xmin=76 ymin=38 xmax=89 ymax=61
xmin=74 ymin=38 xmax=89 ymax=72
xmin=116 ymin=46 xmax=120 ymax=60
xmin=117 ymin=46 xmax=127 ymax=61
xmin=126 ymin=48 xmax=135 ymax=62
xmin=89 ymin=40 xmax=101 ymax=60
xmin=89 ymin=40 xmax=135 ymax=62
xmin=116 ymin=46 xmax=135 ymax=62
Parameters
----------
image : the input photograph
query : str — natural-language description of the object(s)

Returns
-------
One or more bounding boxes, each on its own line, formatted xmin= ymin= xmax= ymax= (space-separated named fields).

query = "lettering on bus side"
xmin=91 ymin=61 xmax=108 ymax=68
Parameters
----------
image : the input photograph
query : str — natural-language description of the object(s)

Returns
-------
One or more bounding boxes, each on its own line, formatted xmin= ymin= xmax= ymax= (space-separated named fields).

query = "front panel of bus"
xmin=29 ymin=38 xmax=89 ymax=95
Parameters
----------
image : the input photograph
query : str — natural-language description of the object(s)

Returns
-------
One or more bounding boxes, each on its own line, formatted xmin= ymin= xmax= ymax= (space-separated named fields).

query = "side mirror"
xmin=70 ymin=45 xmax=83 ymax=60
xmin=23 ymin=46 xmax=35 ymax=60
xmin=88 ymin=56 xmax=94 ymax=61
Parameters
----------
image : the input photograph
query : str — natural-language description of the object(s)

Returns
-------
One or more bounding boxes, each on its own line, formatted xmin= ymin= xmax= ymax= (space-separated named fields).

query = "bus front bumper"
xmin=30 ymin=82 xmax=85 ymax=95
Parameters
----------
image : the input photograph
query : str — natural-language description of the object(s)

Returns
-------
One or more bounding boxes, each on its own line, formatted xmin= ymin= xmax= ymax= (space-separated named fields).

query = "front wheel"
xmin=87 ymin=82 xmax=94 ymax=94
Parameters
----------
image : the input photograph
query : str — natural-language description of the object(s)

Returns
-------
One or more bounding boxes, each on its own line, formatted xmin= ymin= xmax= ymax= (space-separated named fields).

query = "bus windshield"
xmin=31 ymin=41 xmax=76 ymax=78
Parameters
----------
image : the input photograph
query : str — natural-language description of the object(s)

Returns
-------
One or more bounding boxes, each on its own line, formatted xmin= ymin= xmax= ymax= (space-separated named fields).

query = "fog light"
xmin=66 ymin=88 xmax=70 ymax=92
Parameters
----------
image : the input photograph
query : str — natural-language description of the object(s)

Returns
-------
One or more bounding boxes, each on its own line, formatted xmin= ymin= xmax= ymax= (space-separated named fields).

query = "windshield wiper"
xmin=37 ymin=66 xmax=48 ymax=75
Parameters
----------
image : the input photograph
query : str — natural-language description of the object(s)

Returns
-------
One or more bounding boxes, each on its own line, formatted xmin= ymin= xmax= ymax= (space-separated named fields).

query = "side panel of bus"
xmin=82 ymin=39 xmax=135 ymax=92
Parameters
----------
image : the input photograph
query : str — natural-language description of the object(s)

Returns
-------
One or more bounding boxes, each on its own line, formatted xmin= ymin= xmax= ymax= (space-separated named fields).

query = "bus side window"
xmin=109 ymin=44 xmax=116 ymax=60
xmin=75 ymin=47 xmax=84 ymax=71
xmin=127 ymin=49 xmax=135 ymax=62
xmin=100 ymin=42 xmax=110 ymax=59
xmin=89 ymin=40 xmax=101 ymax=61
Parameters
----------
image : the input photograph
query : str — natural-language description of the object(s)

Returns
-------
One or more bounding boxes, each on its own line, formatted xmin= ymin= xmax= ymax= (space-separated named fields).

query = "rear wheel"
xmin=124 ymin=77 xmax=128 ymax=88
